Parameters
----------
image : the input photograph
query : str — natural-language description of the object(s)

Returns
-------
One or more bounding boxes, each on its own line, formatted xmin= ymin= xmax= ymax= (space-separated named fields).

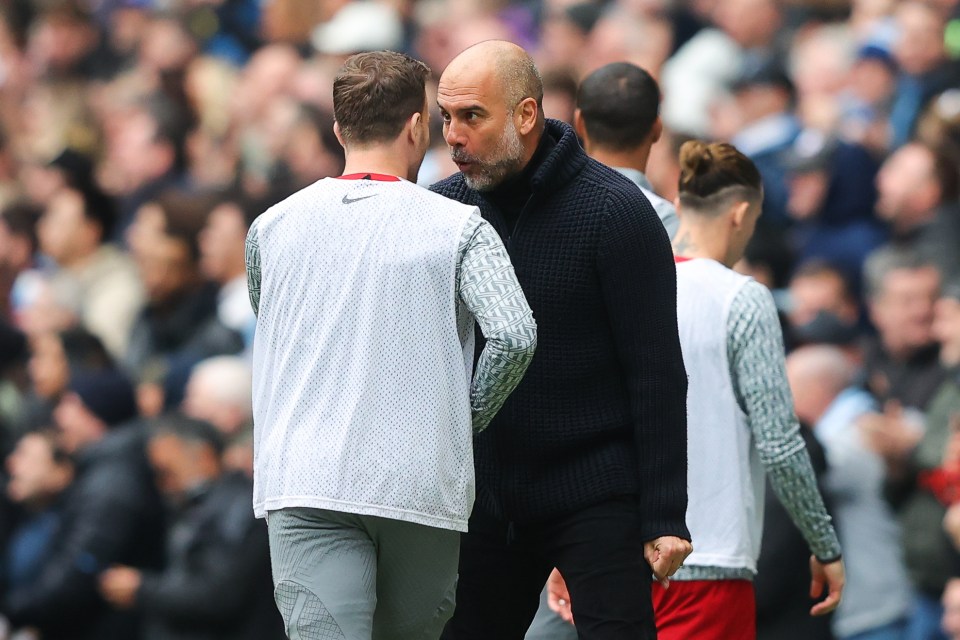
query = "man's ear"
xmin=517 ymin=97 xmax=539 ymax=136
xmin=333 ymin=121 xmax=345 ymax=149
xmin=651 ymin=115 xmax=663 ymax=144
xmin=407 ymin=111 xmax=423 ymax=143
xmin=730 ymin=200 xmax=751 ymax=228
xmin=573 ymin=108 xmax=587 ymax=141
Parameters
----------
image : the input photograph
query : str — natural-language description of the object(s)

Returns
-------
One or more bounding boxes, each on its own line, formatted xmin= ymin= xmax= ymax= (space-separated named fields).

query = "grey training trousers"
xmin=267 ymin=507 xmax=459 ymax=640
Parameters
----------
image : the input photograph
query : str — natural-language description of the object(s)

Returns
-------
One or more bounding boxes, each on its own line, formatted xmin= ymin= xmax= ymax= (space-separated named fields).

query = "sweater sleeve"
xmin=456 ymin=211 xmax=538 ymax=433
xmin=597 ymin=190 xmax=690 ymax=542
xmin=727 ymin=281 xmax=842 ymax=561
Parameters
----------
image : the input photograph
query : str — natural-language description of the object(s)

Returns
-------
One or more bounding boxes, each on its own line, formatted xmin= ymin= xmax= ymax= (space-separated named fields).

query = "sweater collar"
xmin=527 ymin=119 xmax=588 ymax=195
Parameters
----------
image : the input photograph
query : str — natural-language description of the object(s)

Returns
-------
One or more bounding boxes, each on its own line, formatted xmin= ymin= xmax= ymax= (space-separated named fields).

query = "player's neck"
xmin=588 ymin=145 xmax=651 ymax=174
xmin=342 ymin=146 xmax=412 ymax=182
xmin=672 ymin=222 xmax=732 ymax=267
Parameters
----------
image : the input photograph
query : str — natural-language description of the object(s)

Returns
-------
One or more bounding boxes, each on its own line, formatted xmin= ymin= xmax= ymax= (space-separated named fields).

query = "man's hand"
xmin=644 ymin=536 xmax=693 ymax=589
xmin=545 ymin=568 xmax=575 ymax=625
xmin=809 ymin=556 xmax=844 ymax=616
xmin=945 ymin=503 xmax=960 ymax=550
xmin=99 ymin=566 xmax=143 ymax=610
xmin=857 ymin=401 xmax=922 ymax=465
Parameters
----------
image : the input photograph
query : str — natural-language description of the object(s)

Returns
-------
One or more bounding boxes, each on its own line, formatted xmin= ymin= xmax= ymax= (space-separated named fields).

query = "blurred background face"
xmin=53 ymin=392 xmax=105 ymax=455
xmin=38 ymin=189 xmax=96 ymax=265
xmin=933 ymin=295 xmax=960 ymax=365
xmin=126 ymin=202 xmax=166 ymax=264
xmin=870 ymin=266 xmax=941 ymax=356
xmin=789 ymin=272 xmax=859 ymax=328
xmin=5 ymin=433 xmax=73 ymax=509
xmin=875 ymin=144 xmax=939 ymax=225
xmin=894 ymin=2 xmax=946 ymax=76
xmin=713 ymin=0 xmax=780 ymax=48
xmin=787 ymin=171 xmax=829 ymax=220
xmin=137 ymin=233 xmax=196 ymax=306
xmin=199 ymin=202 xmax=246 ymax=283
xmin=29 ymin=332 xmax=69 ymax=399
xmin=147 ymin=434 xmax=212 ymax=506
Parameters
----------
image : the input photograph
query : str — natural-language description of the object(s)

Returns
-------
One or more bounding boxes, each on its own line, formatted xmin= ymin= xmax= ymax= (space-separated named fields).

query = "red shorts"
xmin=652 ymin=579 xmax=756 ymax=640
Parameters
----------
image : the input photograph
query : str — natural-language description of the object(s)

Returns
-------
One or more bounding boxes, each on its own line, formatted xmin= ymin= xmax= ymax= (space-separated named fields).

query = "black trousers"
xmin=441 ymin=497 xmax=656 ymax=640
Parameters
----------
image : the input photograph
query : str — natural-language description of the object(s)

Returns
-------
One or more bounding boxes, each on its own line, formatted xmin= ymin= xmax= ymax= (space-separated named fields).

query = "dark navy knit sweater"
xmin=431 ymin=120 xmax=690 ymax=542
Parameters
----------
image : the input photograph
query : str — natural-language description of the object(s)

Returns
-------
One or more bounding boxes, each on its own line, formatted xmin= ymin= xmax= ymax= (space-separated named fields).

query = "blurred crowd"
xmin=0 ymin=0 xmax=958 ymax=638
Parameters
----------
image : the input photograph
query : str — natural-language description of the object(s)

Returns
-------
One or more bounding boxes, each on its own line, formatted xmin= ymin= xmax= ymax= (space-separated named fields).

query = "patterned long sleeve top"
xmin=676 ymin=280 xmax=842 ymax=581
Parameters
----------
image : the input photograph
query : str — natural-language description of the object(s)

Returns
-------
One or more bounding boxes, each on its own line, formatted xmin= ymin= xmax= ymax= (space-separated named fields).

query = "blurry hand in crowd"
xmin=137 ymin=381 xmax=165 ymax=419
xmin=944 ymin=579 xmax=960 ymax=640
xmin=857 ymin=401 xmax=924 ymax=469
xmin=809 ymin=556 xmax=845 ymax=616
xmin=944 ymin=415 xmax=960 ymax=471
xmin=99 ymin=566 xmax=143 ymax=610
xmin=944 ymin=503 xmax=960 ymax=551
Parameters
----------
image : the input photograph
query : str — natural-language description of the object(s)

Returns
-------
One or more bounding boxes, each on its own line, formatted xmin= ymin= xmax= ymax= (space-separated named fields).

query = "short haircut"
xmin=333 ymin=51 xmax=431 ymax=145
xmin=677 ymin=140 xmax=763 ymax=213
xmin=151 ymin=413 xmax=226 ymax=458
xmin=59 ymin=327 xmax=114 ymax=371
xmin=791 ymin=259 xmax=855 ymax=300
xmin=152 ymin=188 xmax=222 ymax=262
xmin=577 ymin=62 xmax=660 ymax=151
xmin=863 ymin=246 xmax=940 ymax=300
xmin=499 ymin=53 xmax=544 ymax=110
xmin=0 ymin=200 xmax=42 ymax=252
xmin=68 ymin=183 xmax=118 ymax=242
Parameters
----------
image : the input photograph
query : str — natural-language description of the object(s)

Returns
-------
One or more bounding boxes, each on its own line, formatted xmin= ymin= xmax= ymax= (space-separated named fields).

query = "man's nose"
xmin=445 ymin=120 xmax=465 ymax=148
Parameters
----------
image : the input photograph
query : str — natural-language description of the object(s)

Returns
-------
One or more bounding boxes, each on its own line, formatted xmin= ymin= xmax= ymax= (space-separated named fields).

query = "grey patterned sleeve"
xmin=728 ymin=280 xmax=842 ymax=561
xmin=245 ymin=217 xmax=262 ymax=317
xmin=456 ymin=212 xmax=537 ymax=433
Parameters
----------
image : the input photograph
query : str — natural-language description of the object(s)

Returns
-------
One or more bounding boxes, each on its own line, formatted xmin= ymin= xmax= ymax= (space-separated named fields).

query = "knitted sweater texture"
xmin=431 ymin=120 xmax=689 ymax=540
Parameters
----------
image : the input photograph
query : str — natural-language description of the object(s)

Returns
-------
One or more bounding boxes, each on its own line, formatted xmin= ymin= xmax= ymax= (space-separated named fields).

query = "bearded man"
xmin=431 ymin=40 xmax=692 ymax=640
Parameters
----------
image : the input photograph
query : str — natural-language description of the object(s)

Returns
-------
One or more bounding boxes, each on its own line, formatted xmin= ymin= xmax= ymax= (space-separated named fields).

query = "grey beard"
xmin=455 ymin=120 xmax=524 ymax=192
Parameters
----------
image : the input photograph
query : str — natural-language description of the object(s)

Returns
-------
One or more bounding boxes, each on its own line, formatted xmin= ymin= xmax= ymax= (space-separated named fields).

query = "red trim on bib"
xmin=337 ymin=173 xmax=402 ymax=182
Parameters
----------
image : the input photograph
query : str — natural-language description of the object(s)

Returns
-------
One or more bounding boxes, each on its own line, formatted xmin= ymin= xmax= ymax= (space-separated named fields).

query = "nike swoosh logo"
xmin=342 ymin=193 xmax=378 ymax=205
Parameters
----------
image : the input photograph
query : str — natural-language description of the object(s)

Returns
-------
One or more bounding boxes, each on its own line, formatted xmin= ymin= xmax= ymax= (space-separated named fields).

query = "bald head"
xmin=786 ymin=345 xmax=856 ymax=425
xmin=437 ymin=40 xmax=545 ymax=191
xmin=444 ymin=40 xmax=544 ymax=111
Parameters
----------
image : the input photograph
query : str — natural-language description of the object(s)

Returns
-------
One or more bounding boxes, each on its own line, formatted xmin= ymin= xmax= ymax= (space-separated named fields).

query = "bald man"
xmin=786 ymin=346 xmax=912 ymax=639
xmin=431 ymin=41 xmax=691 ymax=639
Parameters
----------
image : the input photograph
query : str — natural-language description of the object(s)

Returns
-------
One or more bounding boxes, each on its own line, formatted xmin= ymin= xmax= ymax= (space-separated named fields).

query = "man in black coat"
xmin=432 ymin=40 xmax=691 ymax=639
xmin=99 ymin=414 xmax=284 ymax=640
xmin=0 ymin=369 xmax=165 ymax=640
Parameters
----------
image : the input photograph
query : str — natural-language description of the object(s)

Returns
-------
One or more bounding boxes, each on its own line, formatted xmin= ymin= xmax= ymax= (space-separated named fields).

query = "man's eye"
xmin=441 ymin=112 xmax=451 ymax=122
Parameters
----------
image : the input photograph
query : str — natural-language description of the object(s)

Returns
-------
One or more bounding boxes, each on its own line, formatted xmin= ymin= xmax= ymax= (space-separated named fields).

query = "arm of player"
xmin=457 ymin=212 xmax=537 ymax=433
xmin=244 ymin=217 xmax=262 ymax=318
xmin=728 ymin=281 xmax=844 ymax=614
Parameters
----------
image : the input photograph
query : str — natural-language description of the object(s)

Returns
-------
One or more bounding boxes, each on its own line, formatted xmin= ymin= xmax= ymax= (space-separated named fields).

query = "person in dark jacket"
xmin=432 ymin=40 xmax=691 ymax=639
xmin=755 ymin=426 xmax=835 ymax=640
xmin=1 ymin=369 xmax=165 ymax=640
xmin=99 ymin=414 xmax=284 ymax=640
